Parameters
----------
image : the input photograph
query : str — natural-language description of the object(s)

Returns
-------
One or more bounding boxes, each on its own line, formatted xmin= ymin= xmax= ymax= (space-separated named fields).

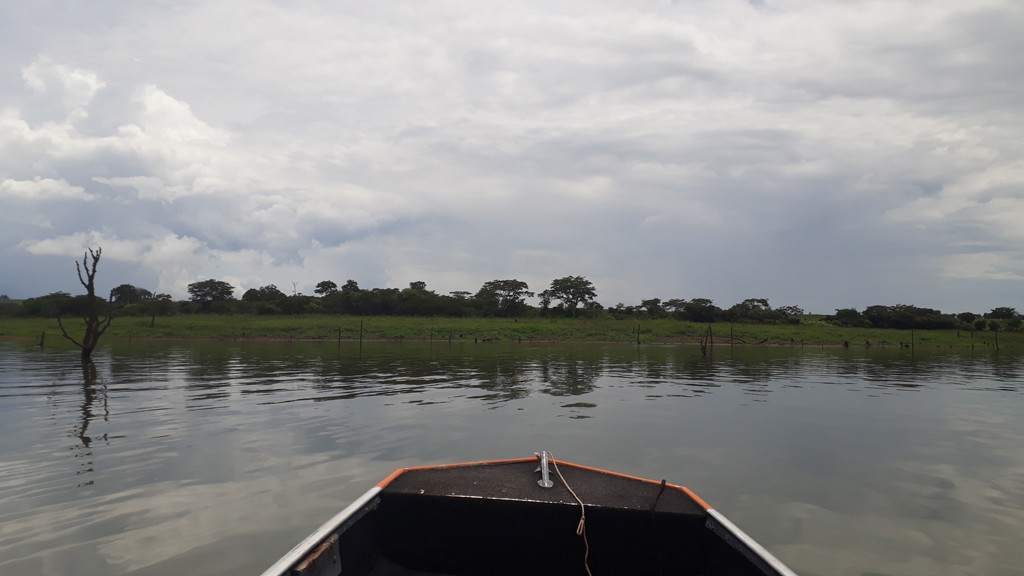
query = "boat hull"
xmin=262 ymin=457 xmax=797 ymax=576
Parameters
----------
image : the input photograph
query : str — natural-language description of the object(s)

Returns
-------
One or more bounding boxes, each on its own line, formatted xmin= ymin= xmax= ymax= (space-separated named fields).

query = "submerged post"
xmin=700 ymin=325 xmax=714 ymax=358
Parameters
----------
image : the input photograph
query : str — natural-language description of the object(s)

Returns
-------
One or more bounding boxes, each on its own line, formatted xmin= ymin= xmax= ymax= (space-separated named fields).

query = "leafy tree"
xmin=776 ymin=305 xmax=804 ymax=317
xmin=368 ymin=288 xmax=400 ymax=315
xmin=986 ymin=307 xmax=1019 ymax=319
xmin=110 ymin=283 xmax=141 ymax=304
xmin=608 ymin=303 xmax=636 ymax=319
xmin=241 ymin=285 xmax=290 ymax=314
xmin=349 ymin=289 xmax=375 ymax=314
xmin=863 ymin=305 xmax=892 ymax=327
xmin=956 ymin=312 xmax=978 ymax=324
xmin=640 ymin=298 xmax=667 ymax=318
xmin=19 ymin=291 xmax=72 ymax=317
xmin=109 ymin=285 xmax=157 ymax=316
xmin=831 ymin=308 xmax=866 ymax=327
xmin=140 ymin=293 xmax=174 ymax=327
xmin=547 ymin=276 xmax=597 ymax=318
xmin=280 ymin=294 xmax=317 ymax=315
xmin=989 ymin=320 xmax=1001 ymax=332
xmin=396 ymin=284 xmax=447 ymax=316
xmin=56 ymin=247 xmax=113 ymax=359
xmin=974 ymin=319 xmax=988 ymax=331
xmin=314 ymin=280 xmax=338 ymax=296
xmin=475 ymin=279 xmax=534 ymax=317
xmin=728 ymin=298 xmax=772 ymax=320
xmin=684 ymin=298 xmax=719 ymax=323
xmin=341 ymin=279 xmax=361 ymax=293
xmin=537 ymin=290 xmax=553 ymax=316
xmin=187 ymin=279 xmax=235 ymax=311
xmin=772 ymin=305 xmax=804 ymax=325
xmin=743 ymin=298 xmax=771 ymax=310
xmin=863 ymin=304 xmax=956 ymax=330
xmin=0 ymin=298 xmax=16 ymax=317
xmin=724 ymin=298 xmax=772 ymax=322
xmin=663 ymin=299 xmax=688 ymax=318
xmin=242 ymin=284 xmax=286 ymax=303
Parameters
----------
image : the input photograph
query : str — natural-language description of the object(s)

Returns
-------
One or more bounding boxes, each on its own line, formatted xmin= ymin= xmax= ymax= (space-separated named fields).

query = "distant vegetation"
xmin=1 ymin=274 xmax=1021 ymax=335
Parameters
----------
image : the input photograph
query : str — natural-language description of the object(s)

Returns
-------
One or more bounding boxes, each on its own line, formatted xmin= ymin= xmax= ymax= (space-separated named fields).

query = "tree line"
xmin=825 ymin=304 xmax=1022 ymax=332
xmin=16 ymin=248 xmax=1021 ymax=361
xmin=2 ymin=274 xmax=1021 ymax=332
xmin=1 ymin=276 xmax=599 ymax=321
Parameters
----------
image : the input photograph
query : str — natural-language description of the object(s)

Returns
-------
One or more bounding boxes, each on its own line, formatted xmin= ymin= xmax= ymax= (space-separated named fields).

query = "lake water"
xmin=1 ymin=339 xmax=1023 ymax=576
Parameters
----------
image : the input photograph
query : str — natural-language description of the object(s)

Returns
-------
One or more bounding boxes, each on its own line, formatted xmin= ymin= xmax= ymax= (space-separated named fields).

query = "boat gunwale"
xmin=708 ymin=509 xmax=800 ymax=576
xmin=258 ymin=485 xmax=382 ymax=576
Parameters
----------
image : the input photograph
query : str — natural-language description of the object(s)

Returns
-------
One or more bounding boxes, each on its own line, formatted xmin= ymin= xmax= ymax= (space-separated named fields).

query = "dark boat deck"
xmin=277 ymin=458 xmax=794 ymax=576
xmin=342 ymin=459 xmax=758 ymax=576
xmin=382 ymin=459 xmax=707 ymax=516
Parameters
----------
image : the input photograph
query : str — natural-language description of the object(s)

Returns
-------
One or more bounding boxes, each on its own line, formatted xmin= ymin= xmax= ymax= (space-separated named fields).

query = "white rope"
xmin=547 ymin=452 xmax=593 ymax=576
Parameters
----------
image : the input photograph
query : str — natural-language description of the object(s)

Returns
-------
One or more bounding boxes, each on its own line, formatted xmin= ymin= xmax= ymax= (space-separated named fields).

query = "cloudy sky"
xmin=2 ymin=0 xmax=1022 ymax=314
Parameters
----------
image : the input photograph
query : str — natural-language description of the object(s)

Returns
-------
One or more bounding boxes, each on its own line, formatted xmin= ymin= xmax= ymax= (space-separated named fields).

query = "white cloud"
xmin=91 ymin=176 xmax=171 ymax=201
xmin=939 ymin=252 xmax=1024 ymax=281
xmin=21 ymin=57 xmax=105 ymax=121
xmin=0 ymin=177 xmax=92 ymax=200
xmin=2 ymin=0 xmax=1023 ymax=310
xmin=21 ymin=230 xmax=144 ymax=261
xmin=884 ymin=159 xmax=1024 ymax=270
xmin=135 ymin=85 xmax=229 ymax=146
xmin=19 ymin=231 xmax=212 ymax=295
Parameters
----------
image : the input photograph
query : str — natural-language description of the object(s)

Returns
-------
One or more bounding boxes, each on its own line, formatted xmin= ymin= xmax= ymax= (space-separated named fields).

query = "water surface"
xmin=1 ymin=340 xmax=1022 ymax=575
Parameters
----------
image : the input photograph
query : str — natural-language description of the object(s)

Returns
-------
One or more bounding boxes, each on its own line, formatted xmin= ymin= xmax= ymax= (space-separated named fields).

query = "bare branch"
xmin=60 ymin=246 xmax=111 ymax=359
xmin=76 ymin=260 xmax=87 ymax=289
xmin=95 ymin=315 xmax=113 ymax=338
xmin=57 ymin=316 xmax=85 ymax=349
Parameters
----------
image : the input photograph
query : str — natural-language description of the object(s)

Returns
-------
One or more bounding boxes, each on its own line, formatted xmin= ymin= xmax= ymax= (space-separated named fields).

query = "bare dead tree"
xmin=57 ymin=247 xmax=113 ymax=359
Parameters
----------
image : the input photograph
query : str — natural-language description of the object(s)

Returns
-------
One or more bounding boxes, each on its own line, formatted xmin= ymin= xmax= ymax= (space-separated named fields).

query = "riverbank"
xmin=1 ymin=314 xmax=1015 ymax=350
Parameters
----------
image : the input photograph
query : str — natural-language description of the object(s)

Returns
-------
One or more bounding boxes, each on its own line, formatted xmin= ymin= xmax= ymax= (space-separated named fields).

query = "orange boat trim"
xmin=375 ymin=457 xmax=715 ymax=511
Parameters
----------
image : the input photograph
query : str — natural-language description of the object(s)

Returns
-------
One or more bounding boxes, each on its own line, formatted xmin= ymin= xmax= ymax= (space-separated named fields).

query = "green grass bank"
xmin=2 ymin=314 xmax=1017 ymax=351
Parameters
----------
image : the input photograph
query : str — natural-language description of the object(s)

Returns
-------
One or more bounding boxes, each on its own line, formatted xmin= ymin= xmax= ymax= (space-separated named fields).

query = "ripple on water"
xmin=1 ymin=341 xmax=1024 ymax=576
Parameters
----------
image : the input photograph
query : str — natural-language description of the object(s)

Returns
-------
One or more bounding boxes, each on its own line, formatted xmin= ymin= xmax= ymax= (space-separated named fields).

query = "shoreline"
xmin=0 ymin=333 xmax=969 ymax=349
xmin=1 ymin=314 xmax=1014 ymax=350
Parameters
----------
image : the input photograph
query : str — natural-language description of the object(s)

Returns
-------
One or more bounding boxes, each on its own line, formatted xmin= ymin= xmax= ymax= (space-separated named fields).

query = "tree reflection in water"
xmin=71 ymin=359 xmax=107 ymax=487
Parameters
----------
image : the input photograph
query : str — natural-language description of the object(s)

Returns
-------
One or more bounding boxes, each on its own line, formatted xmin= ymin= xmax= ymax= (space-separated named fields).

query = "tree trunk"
xmin=57 ymin=248 xmax=113 ymax=360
